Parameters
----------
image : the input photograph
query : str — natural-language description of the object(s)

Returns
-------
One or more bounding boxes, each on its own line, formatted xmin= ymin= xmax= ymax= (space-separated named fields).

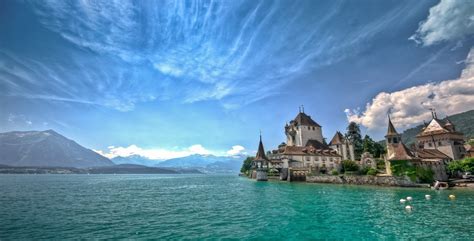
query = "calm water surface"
xmin=0 ymin=174 xmax=473 ymax=239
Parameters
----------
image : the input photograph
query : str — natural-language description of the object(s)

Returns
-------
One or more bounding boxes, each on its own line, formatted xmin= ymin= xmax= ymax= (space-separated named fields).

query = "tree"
xmin=240 ymin=157 xmax=255 ymax=173
xmin=373 ymin=142 xmax=385 ymax=158
xmin=342 ymin=160 xmax=359 ymax=172
xmin=447 ymin=157 xmax=474 ymax=175
xmin=345 ymin=122 xmax=363 ymax=159
xmin=362 ymin=135 xmax=375 ymax=154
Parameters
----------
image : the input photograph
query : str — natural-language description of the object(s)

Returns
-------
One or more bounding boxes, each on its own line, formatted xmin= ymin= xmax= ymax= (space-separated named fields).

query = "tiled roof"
xmin=387 ymin=143 xmax=414 ymax=160
xmin=281 ymin=145 xmax=340 ymax=157
xmin=416 ymin=149 xmax=450 ymax=159
xmin=386 ymin=117 xmax=399 ymax=136
xmin=329 ymin=131 xmax=344 ymax=145
xmin=292 ymin=112 xmax=321 ymax=127
xmin=254 ymin=135 xmax=268 ymax=161
xmin=306 ymin=139 xmax=330 ymax=149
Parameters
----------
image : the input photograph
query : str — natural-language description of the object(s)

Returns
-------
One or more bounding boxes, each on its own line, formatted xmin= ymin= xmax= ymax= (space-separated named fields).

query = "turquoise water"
xmin=0 ymin=174 xmax=473 ymax=240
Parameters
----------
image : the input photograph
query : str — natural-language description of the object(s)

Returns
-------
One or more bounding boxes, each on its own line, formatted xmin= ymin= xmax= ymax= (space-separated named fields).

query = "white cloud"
xmin=94 ymin=144 xmax=213 ymax=160
xmin=346 ymin=48 xmax=474 ymax=131
xmin=410 ymin=0 xmax=474 ymax=46
xmin=94 ymin=144 xmax=248 ymax=160
xmin=226 ymin=145 xmax=246 ymax=156
xmin=188 ymin=144 xmax=211 ymax=155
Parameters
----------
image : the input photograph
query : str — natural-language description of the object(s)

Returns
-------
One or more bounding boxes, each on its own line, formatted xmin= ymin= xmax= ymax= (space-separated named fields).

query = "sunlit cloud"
xmin=345 ymin=48 xmax=474 ymax=131
xmin=410 ymin=0 xmax=474 ymax=46
xmin=226 ymin=145 xmax=247 ymax=156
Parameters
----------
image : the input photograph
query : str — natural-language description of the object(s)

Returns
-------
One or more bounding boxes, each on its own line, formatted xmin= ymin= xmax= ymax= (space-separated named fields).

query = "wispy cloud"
xmin=13 ymin=0 xmax=424 ymax=109
xmin=410 ymin=0 xmax=474 ymax=46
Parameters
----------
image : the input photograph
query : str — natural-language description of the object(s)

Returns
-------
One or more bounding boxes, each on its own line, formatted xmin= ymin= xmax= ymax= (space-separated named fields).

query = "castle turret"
xmin=285 ymin=109 xmax=323 ymax=146
xmin=385 ymin=115 xmax=401 ymax=146
xmin=252 ymin=134 xmax=269 ymax=181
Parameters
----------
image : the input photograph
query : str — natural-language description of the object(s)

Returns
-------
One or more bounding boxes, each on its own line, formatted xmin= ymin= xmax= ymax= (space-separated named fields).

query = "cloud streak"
xmin=8 ymin=0 xmax=422 ymax=109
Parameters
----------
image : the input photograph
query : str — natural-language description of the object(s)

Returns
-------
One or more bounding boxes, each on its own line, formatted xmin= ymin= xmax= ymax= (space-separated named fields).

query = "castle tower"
xmin=416 ymin=113 xmax=465 ymax=160
xmin=252 ymin=134 xmax=269 ymax=181
xmin=385 ymin=115 xmax=402 ymax=158
xmin=285 ymin=108 xmax=323 ymax=146
xmin=328 ymin=131 xmax=355 ymax=161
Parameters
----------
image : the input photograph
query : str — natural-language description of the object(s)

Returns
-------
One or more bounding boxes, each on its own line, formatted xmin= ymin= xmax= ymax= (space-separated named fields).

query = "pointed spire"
xmin=255 ymin=132 xmax=268 ymax=161
xmin=386 ymin=115 xmax=399 ymax=136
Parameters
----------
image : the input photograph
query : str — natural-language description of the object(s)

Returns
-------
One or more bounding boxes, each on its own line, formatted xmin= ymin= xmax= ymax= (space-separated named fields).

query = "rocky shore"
xmin=306 ymin=175 xmax=427 ymax=187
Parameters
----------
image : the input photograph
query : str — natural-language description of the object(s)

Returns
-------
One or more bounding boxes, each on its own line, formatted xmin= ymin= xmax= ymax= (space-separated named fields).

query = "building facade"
xmin=384 ymin=113 xmax=465 ymax=181
xmin=251 ymin=110 xmax=354 ymax=181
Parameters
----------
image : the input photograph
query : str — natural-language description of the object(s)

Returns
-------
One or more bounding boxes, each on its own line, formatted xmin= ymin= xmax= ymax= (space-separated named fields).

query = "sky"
xmin=1 ymin=0 xmax=473 ymax=160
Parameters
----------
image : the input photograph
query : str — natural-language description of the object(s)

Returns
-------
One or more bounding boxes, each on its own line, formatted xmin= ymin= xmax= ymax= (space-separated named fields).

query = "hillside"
xmin=0 ymin=130 xmax=114 ymax=168
xmin=400 ymin=110 xmax=474 ymax=146
xmin=112 ymin=155 xmax=159 ymax=166
xmin=155 ymin=154 xmax=245 ymax=173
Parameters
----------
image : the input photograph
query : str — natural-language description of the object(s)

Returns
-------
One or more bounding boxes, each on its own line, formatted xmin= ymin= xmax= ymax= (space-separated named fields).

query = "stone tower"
xmin=385 ymin=115 xmax=402 ymax=158
xmin=285 ymin=109 xmax=323 ymax=146
xmin=252 ymin=134 xmax=269 ymax=181
xmin=329 ymin=131 xmax=355 ymax=161
xmin=416 ymin=113 xmax=466 ymax=160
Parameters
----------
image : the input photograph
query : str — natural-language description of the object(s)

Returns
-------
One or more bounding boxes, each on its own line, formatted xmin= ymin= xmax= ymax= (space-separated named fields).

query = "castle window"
xmin=438 ymin=141 xmax=442 ymax=146
xmin=393 ymin=138 xmax=398 ymax=144
xmin=428 ymin=143 xmax=432 ymax=147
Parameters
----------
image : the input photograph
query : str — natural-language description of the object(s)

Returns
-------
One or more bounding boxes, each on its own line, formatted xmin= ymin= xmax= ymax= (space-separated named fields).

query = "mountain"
xmin=87 ymin=164 xmax=201 ymax=174
xmin=0 ymin=130 xmax=114 ymax=168
xmin=112 ymin=155 xmax=159 ymax=166
xmin=378 ymin=110 xmax=474 ymax=146
xmin=155 ymin=154 xmax=245 ymax=173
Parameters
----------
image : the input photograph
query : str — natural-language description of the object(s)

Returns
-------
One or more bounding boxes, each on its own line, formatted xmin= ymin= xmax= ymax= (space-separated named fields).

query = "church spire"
xmin=386 ymin=115 xmax=399 ymax=136
xmin=255 ymin=132 xmax=268 ymax=161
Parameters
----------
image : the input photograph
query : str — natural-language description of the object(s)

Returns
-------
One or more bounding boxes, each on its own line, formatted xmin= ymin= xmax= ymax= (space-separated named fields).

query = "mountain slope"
xmin=0 ymin=130 xmax=114 ymax=168
xmin=112 ymin=155 xmax=159 ymax=166
xmin=155 ymin=154 xmax=245 ymax=172
xmin=401 ymin=110 xmax=474 ymax=145
xmin=156 ymin=154 xmax=227 ymax=167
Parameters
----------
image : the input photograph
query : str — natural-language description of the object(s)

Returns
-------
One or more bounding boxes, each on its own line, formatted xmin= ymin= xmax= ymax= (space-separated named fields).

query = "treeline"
xmin=344 ymin=122 xmax=385 ymax=160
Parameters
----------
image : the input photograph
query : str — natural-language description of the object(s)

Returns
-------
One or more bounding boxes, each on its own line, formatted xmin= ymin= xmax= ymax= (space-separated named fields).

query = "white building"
xmin=263 ymin=110 xmax=354 ymax=180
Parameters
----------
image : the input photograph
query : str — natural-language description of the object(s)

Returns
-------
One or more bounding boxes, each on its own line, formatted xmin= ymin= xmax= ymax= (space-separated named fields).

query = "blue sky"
xmin=1 ymin=0 xmax=473 ymax=160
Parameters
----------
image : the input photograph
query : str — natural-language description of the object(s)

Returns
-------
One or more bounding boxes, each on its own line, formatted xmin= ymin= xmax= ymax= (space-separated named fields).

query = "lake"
xmin=0 ymin=174 xmax=473 ymax=239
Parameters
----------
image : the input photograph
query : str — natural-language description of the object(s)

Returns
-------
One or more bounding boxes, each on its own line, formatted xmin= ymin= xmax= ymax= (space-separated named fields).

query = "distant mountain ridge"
xmin=112 ymin=155 xmax=159 ymax=166
xmin=111 ymin=154 xmax=245 ymax=173
xmin=0 ymin=130 xmax=114 ymax=168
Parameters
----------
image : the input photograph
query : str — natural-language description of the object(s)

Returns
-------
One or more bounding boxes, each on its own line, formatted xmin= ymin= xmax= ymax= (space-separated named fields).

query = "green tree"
xmin=373 ymin=142 xmax=385 ymax=158
xmin=342 ymin=160 xmax=359 ymax=172
xmin=345 ymin=122 xmax=363 ymax=159
xmin=362 ymin=135 xmax=375 ymax=154
xmin=447 ymin=157 xmax=474 ymax=175
xmin=240 ymin=157 xmax=255 ymax=173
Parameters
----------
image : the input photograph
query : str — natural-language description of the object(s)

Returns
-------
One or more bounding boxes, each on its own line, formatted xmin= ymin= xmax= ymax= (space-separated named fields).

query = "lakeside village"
xmin=240 ymin=108 xmax=474 ymax=189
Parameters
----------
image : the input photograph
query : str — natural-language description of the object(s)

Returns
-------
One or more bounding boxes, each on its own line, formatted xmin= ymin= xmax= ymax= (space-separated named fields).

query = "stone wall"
xmin=306 ymin=175 xmax=423 ymax=187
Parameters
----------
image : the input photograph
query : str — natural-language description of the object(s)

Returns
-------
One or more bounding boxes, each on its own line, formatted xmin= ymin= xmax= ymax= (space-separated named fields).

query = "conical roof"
xmin=386 ymin=116 xmax=399 ymax=136
xmin=255 ymin=135 xmax=268 ymax=161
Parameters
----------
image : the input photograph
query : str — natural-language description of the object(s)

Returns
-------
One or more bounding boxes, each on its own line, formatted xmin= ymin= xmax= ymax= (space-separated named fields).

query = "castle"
xmin=384 ymin=111 xmax=467 ymax=181
xmin=251 ymin=109 xmax=354 ymax=181
xmin=250 ymin=109 xmax=467 ymax=182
